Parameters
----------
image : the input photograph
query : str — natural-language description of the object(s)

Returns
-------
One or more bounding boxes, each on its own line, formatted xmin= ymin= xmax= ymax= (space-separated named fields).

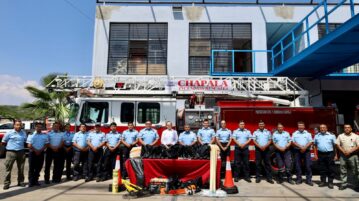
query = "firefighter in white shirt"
xmin=160 ymin=121 xmax=179 ymax=158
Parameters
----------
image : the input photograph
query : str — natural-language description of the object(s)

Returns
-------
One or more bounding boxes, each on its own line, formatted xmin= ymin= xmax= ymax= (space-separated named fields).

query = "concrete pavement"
xmin=1 ymin=158 xmax=358 ymax=201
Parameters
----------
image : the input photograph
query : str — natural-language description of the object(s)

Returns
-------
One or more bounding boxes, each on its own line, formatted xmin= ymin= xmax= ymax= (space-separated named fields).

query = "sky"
xmin=0 ymin=0 xmax=96 ymax=105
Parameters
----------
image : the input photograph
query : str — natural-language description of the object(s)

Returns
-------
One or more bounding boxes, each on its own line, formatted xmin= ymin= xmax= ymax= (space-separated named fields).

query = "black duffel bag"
xmin=195 ymin=144 xmax=210 ymax=159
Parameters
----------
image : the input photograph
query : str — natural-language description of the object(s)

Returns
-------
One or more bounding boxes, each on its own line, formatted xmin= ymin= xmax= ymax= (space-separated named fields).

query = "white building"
xmin=90 ymin=0 xmax=359 ymax=124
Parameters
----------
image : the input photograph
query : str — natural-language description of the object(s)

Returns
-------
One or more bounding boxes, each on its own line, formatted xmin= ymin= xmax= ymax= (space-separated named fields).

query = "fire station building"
xmin=91 ymin=0 xmax=359 ymax=126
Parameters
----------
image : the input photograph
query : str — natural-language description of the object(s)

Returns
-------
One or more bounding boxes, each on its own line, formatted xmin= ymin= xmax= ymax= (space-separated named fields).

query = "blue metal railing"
xmin=210 ymin=0 xmax=357 ymax=76
xmin=271 ymin=0 xmax=356 ymax=71
xmin=210 ymin=49 xmax=273 ymax=76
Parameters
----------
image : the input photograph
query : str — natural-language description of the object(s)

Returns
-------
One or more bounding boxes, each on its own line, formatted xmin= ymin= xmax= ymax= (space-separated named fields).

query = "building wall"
xmin=92 ymin=4 xmax=353 ymax=77
xmin=297 ymin=78 xmax=359 ymax=107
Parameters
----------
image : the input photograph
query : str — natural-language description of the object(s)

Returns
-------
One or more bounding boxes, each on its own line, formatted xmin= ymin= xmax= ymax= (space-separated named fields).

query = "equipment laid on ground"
xmin=167 ymin=184 xmax=198 ymax=195
xmin=149 ymin=177 xmax=170 ymax=194
xmin=121 ymin=179 xmax=150 ymax=199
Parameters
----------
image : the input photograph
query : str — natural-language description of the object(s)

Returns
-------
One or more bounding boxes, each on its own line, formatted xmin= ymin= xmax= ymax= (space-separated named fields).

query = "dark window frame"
xmin=120 ymin=102 xmax=135 ymax=123
xmin=107 ymin=23 xmax=168 ymax=75
xmin=137 ymin=102 xmax=161 ymax=124
xmin=188 ymin=23 xmax=252 ymax=75
xmin=80 ymin=102 xmax=109 ymax=124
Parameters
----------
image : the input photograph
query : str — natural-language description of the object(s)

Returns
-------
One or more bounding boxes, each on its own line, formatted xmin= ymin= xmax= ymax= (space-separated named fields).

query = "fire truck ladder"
xmin=47 ymin=75 xmax=308 ymax=106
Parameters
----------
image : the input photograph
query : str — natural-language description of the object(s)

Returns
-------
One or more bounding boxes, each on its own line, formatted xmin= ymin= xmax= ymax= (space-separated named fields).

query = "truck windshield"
xmin=69 ymin=103 xmax=79 ymax=124
xmin=0 ymin=118 xmax=14 ymax=129
xmin=0 ymin=123 xmax=14 ymax=129
xmin=80 ymin=102 xmax=109 ymax=124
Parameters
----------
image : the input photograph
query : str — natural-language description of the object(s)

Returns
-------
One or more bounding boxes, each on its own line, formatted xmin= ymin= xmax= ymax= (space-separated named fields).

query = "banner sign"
xmin=167 ymin=79 xmax=233 ymax=92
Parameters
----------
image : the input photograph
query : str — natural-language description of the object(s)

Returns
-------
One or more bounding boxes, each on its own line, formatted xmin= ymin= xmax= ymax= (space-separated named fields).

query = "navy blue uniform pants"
xmin=219 ymin=142 xmax=230 ymax=177
xmin=275 ymin=150 xmax=292 ymax=180
xmin=255 ymin=149 xmax=272 ymax=180
xmin=294 ymin=149 xmax=312 ymax=182
xmin=88 ymin=148 xmax=104 ymax=179
xmin=318 ymin=151 xmax=336 ymax=184
xmin=73 ymin=150 xmax=88 ymax=179
xmin=103 ymin=148 xmax=120 ymax=179
xmin=45 ymin=149 xmax=64 ymax=182
xmin=28 ymin=151 xmax=44 ymax=185
xmin=63 ymin=147 xmax=73 ymax=178
xmin=234 ymin=147 xmax=250 ymax=179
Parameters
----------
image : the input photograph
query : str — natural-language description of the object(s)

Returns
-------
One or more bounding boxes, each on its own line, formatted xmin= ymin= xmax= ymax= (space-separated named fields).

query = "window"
xmin=137 ymin=102 xmax=160 ymax=124
xmin=0 ymin=123 xmax=13 ymax=129
xmin=318 ymin=23 xmax=342 ymax=39
xmin=121 ymin=102 xmax=134 ymax=123
xmin=189 ymin=23 xmax=252 ymax=75
xmin=108 ymin=23 xmax=168 ymax=75
xmin=80 ymin=102 xmax=109 ymax=124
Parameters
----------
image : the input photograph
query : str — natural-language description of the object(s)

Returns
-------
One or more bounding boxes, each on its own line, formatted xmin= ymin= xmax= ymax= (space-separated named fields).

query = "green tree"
xmin=21 ymin=73 xmax=69 ymax=123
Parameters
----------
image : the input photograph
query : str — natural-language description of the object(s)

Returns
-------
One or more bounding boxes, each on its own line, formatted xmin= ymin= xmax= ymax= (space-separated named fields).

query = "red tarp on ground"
xmin=126 ymin=159 xmax=221 ymax=188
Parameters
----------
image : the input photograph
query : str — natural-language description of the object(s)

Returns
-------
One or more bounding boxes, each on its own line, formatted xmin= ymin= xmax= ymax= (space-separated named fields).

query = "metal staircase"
xmin=210 ymin=0 xmax=359 ymax=77
xmin=271 ymin=0 xmax=359 ymax=76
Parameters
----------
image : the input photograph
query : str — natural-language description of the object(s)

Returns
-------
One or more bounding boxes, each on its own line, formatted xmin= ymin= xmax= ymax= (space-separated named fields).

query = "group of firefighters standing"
xmin=2 ymin=119 xmax=359 ymax=192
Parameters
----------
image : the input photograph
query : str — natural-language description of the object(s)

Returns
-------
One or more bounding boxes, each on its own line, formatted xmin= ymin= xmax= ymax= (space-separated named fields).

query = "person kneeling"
xmin=160 ymin=121 xmax=179 ymax=159
xmin=178 ymin=124 xmax=197 ymax=159
xmin=196 ymin=119 xmax=215 ymax=159
xmin=139 ymin=120 xmax=159 ymax=158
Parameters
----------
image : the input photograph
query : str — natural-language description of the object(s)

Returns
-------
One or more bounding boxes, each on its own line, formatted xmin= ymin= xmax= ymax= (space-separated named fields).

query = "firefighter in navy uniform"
xmin=292 ymin=121 xmax=313 ymax=186
xmin=44 ymin=122 xmax=65 ymax=184
xmin=72 ymin=124 xmax=89 ymax=181
xmin=232 ymin=121 xmax=252 ymax=183
xmin=63 ymin=123 xmax=75 ymax=180
xmin=87 ymin=124 xmax=106 ymax=182
xmin=120 ymin=122 xmax=138 ymax=178
xmin=138 ymin=120 xmax=159 ymax=158
xmin=313 ymin=124 xmax=337 ymax=189
xmin=27 ymin=122 xmax=49 ymax=187
xmin=272 ymin=123 xmax=294 ymax=184
xmin=196 ymin=119 xmax=215 ymax=159
xmin=253 ymin=121 xmax=274 ymax=184
xmin=215 ymin=120 xmax=232 ymax=178
xmin=103 ymin=122 xmax=122 ymax=180
xmin=178 ymin=124 xmax=197 ymax=158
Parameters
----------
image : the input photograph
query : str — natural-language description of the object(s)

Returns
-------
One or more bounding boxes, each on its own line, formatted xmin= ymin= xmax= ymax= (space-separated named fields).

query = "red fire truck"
xmin=47 ymin=75 xmax=341 ymax=170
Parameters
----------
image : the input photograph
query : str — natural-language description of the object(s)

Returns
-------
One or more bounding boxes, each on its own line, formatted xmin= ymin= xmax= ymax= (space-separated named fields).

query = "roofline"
xmin=96 ymin=0 xmax=359 ymax=6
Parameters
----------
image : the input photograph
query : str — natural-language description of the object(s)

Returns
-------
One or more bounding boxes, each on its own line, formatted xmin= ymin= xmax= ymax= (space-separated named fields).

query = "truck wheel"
xmin=270 ymin=150 xmax=282 ymax=174
xmin=0 ymin=144 xmax=6 ymax=158
xmin=271 ymin=149 xmax=295 ymax=174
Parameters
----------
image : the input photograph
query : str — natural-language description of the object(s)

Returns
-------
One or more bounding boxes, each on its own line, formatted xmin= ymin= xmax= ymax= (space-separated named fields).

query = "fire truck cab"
xmin=69 ymin=97 xmax=176 ymax=133
xmin=69 ymin=97 xmax=176 ymax=132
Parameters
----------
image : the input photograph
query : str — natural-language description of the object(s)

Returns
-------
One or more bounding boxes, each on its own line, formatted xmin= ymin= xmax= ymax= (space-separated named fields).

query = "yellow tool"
xmin=121 ymin=179 xmax=151 ymax=199
xmin=122 ymin=179 xmax=142 ymax=194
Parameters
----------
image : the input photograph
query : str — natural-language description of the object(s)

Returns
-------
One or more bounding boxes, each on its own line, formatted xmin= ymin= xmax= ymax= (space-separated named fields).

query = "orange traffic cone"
xmin=221 ymin=156 xmax=238 ymax=194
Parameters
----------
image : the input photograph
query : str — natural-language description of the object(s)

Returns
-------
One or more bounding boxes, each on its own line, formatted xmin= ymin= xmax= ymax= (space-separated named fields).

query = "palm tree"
xmin=21 ymin=73 xmax=70 ymax=123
